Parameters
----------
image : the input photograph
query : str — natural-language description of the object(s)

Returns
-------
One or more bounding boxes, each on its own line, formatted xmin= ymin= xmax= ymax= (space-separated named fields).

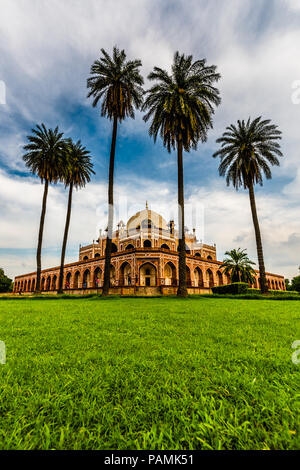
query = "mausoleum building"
xmin=14 ymin=205 xmax=285 ymax=295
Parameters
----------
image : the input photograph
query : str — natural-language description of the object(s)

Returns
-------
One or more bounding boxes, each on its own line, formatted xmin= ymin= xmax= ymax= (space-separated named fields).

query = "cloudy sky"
xmin=0 ymin=0 xmax=300 ymax=280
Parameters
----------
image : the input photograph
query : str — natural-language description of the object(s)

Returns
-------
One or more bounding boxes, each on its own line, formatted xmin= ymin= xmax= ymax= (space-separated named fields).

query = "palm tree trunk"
xmin=177 ymin=139 xmax=188 ymax=297
xmin=35 ymin=179 xmax=49 ymax=292
xmin=58 ymin=182 xmax=73 ymax=294
xmin=102 ymin=114 xmax=118 ymax=296
xmin=248 ymin=184 xmax=268 ymax=294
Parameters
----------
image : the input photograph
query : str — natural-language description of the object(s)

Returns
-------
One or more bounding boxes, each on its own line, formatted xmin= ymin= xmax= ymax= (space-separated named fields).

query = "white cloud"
xmin=284 ymin=0 xmax=300 ymax=10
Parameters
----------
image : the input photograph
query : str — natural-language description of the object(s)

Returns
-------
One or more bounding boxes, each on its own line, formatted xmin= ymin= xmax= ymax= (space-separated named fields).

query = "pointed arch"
xmin=83 ymin=269 xmax=91 ymax=288
xmin=110 ymin=264 xmax=116 ymax=286
xmin=216 ymin=270 xmax=223 ymax=286
xmin=206 ymin=269 xmax=214 ymax=287
xmin=186 ymin=265 xmax=191 ymax=286
xmin=93 ymin=267 xmax=102 ymax=288
xmin=161 ymin=243 xmax=170 ymax=250
xmin=51 ymin=275 xmax=57 ymax=290
xmin=164 ymin=262 xmax=177 ymax=286
xmin=139 ymin=262 xmax=157 ymax=286
xmin=73 ymin=271 xmax=81 ymax=289
xmin=120 ymin=262 xmax=132 ymax=286
xmin=65 ymin=272 xmax=72 ymax=289
xmin=194 ymin=267 xmax=203 ymax=287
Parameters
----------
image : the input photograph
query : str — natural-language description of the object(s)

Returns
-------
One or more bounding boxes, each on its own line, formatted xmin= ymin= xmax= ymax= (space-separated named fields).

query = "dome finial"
xmin=146 ymin=200 xmax=148 ymax=210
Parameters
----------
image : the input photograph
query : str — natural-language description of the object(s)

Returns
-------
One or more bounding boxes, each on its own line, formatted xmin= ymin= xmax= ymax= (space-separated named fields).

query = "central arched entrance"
xmin=139 ymin=263 xmax=157 ymax=286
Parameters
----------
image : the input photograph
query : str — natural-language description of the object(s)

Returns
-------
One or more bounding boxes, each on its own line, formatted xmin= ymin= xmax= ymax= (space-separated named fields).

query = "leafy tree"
xmin=213 ymin=117 xmax=283 ymax=294
xmin=285 ymin=279 xmax=291 ymax=291
xmin=290 ymin=276 xmax=300 ymax=293
xmin=221 ymin=248 xmax=256 ymax=284
xmin=23 ymin=124 xmax=67 ymax=292
xmin=87 ymin=47 xmax=144 ymax=296
xmin=58 ymin=139 xmax=95 ymax=293
xmin=142 ymin=52 xmax=221 ymax=297
xmin=0 ymin=268 xmax=13 ymax=293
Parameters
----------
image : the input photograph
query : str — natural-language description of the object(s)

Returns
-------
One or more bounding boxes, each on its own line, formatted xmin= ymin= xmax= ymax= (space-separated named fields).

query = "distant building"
xmin=14 ymin=205 xmax=285 ymax=294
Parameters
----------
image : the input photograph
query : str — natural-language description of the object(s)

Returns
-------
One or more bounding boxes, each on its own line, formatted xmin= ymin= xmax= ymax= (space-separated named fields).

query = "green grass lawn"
xmin=0 ymin=296 xmax=299 ymax=450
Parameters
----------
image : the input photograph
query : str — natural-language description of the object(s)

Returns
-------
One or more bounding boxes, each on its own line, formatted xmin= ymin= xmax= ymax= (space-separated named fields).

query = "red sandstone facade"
xmin=13 ymin=207 xmax=285 ymax=294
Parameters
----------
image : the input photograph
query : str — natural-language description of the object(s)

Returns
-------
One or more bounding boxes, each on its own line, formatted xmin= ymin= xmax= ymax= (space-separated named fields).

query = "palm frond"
xmin=87 ymin=46 xmax=144 ymax=121
xmin=213 ymin=116 xmax=283 ymax=190
xmin=142 ymin=51 xmax=221 ymax=152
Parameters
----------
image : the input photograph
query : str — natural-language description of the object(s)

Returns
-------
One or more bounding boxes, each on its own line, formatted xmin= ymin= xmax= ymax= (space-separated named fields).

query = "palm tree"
xmin=87 ymin=46 xmax=144 ymax=296
xmin=213 ymin=117 xmax=283 ymax=294
xmin=142 ymin=52 xmax=221 ymax=297
xmin=221 ymin=248 xmax=256 ymax=284
xmin=57 ymin=139 xmax=95 ymax=294
xmin=23 ymin=124 xmax=67 ymax=292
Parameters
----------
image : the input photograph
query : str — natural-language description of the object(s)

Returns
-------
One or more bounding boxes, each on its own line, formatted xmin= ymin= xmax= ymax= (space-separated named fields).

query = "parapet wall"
xmin=11 ymin=286 xmax=212 ymax=297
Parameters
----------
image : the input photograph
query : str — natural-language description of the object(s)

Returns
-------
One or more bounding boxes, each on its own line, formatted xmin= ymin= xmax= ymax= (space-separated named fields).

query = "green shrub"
xmin=247 ymin=288 xmax=299 ymax=296
xmin=212 ymin=282 xmax=248 ymax=295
